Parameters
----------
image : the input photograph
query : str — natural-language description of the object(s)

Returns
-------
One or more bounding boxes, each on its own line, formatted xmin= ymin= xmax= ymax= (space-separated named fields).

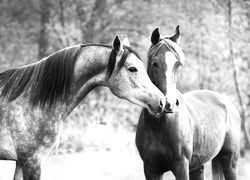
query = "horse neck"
xmin=62 ymin=45 xmax=111 ymax=118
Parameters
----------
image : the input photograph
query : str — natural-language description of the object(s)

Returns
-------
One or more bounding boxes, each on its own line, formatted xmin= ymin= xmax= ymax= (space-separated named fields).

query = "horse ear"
xmin=122 ymin=35 xmax=130 ymax=47
xmin=169 ymin=25 xmax=180 ymax=44
xmin=151 ymin=28 xmax=160 ymax=45
xmin=112 ymin=35 xmax=123 ymax=54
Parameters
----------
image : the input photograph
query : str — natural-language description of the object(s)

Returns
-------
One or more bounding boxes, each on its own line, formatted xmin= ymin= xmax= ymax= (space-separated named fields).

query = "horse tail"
xmin=212 ymin=158 xmax=224 ymax=180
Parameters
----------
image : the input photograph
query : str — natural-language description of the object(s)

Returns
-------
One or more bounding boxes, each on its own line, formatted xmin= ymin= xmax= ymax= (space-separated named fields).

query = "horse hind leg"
xmin=212 ymin=157 xmax=224 ymax=180
xmin=212 ymin=151 xmax=238 ymax=180
xmin=219 ymin=151 xmax=238 ymax=180
xmin=215 ymin=127 xmax=240 ymax=180
xmin=189 ymin=165 xmax=205 ymax=180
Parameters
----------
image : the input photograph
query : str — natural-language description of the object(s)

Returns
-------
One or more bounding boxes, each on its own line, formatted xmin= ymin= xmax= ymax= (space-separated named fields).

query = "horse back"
xmin=183 ymin=90 xmax=241 ymax=130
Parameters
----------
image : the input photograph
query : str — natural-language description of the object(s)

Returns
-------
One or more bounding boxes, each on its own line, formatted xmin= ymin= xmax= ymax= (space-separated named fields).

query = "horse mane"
xmin=147 ymin=38 xmax=185 ymax=65
xmin=0 ymin=45 xmax=82 ymax=107
xmin=0 ymin=44 xmax=141 ymax=107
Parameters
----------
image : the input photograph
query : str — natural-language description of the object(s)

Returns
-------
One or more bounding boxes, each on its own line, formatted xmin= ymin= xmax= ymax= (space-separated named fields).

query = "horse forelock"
xmin=147 ymin=39 xmax=185 ymax=65
xmin=106 ymin=46 xmax=141 ymax=79
xmin=0 ymin=45 xmax=82 ymax=107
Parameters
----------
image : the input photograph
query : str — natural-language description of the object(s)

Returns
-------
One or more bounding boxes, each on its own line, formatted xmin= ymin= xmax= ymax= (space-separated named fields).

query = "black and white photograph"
xmin=0 ymin=0 xmax=249 ymax=179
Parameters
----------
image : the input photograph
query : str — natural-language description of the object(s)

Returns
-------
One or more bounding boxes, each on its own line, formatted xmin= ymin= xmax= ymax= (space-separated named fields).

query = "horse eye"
xmin=152 ymin=62 xmax=159 ymax=68
xmin=128 ymin=67 xmax=138 ymax=72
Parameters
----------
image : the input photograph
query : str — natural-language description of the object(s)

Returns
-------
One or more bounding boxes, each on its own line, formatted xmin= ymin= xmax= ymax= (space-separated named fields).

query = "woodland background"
xmin=0 ymin=0 xmax=250 ymax=179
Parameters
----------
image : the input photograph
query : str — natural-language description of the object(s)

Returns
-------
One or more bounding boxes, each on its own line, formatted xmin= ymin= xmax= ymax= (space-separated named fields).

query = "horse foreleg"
xmin=18 ymin=158 xmax=42 ymax=180
xmin=173 ymin=156 xmax=190 ymax=180
xmin=143 ymin=162 xmax=163 ymax=180
xmin=189 ymin=165 xmax=205 ymax=180
xmin=13 ymin=161 xmax=23 ymax=180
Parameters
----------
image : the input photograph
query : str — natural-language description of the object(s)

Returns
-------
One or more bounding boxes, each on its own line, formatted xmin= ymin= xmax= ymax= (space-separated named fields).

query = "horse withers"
xmin=0 ymin=36 xmax=166 ymax=180
xmin=136 ymin=26 xmax=241 ymax=180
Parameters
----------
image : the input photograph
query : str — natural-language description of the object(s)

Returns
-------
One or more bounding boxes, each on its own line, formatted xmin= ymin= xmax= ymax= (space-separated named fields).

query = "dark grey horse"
xmin=136 ymin=26 xmax=240 ymax=180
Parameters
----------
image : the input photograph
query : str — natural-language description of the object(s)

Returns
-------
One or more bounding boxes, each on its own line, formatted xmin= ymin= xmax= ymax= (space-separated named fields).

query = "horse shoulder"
xmin=1 ymin=99 xmax=62 ymax=159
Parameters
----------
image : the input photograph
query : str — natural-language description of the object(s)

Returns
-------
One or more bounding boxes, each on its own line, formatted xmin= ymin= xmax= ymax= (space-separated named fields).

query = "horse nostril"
xmin=176 ymin=99 xmax=179 ymax=106
xmin=165 ymin=102 xmax=171 ymax=109
xmin=160 ymin=98 xmax=164 ymax=108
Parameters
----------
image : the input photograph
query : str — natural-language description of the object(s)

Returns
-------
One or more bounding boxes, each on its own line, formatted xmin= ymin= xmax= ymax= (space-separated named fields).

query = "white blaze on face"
xmin=165 ymin=51 xmax=178 ymax=105
xmin=165 ymin=51 xmax=177 ymax=86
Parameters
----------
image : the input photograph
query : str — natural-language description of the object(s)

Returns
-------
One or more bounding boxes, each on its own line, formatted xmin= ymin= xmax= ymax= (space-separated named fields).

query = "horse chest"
xmin=137 ymin=125 xmax=180 ymax=172
xmin=137 ymin=112 xmax=189 ymax=168
xmin=142 ymin=136 xmax=174 ymax=172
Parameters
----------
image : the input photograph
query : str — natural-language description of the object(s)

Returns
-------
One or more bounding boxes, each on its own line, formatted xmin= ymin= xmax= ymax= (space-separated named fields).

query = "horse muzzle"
xmin=148 ymin=97 xmax=166 ymax=115
xmin=164 ymin=98 xmax=179 ymax=113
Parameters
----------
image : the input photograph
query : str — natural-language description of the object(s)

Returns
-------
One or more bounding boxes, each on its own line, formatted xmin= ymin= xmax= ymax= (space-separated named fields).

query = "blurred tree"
xmin=226 ymin=0 xmax=249 ymax=152
xmin=0 ymin=0 xmax=39 ymax=70
xmin=178 ymin=0 xmax=214 ymax=90
xmin=76 ymin=0 xmax=127 ymax=43
xmin=59 ymin=0 xmax=65 ymax=27
xmin=209 ymin=0 xmax=250 ymax=153
xmin=243 ymin=0 xmax=250 ymax=150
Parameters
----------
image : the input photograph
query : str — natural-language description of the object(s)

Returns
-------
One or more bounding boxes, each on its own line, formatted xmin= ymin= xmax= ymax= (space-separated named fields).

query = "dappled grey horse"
xmin=0 ymin=36 xmax=166 ymax=180
xmin=136 ymin=26 xmax=241 ymax=180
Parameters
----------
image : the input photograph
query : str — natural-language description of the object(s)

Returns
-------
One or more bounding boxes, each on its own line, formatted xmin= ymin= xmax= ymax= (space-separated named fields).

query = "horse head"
xmin=106 ymin=35 xmax=166 ymax=115
xmin=147 ymin=26 xmax=185 ymax=113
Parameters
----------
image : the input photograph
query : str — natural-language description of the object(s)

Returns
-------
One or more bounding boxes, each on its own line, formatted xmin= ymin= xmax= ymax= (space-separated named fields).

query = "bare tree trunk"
xmin=197 ymin=35 xmax=205 ymax=89
xmin=226 ymin=0 xmax=250 ymax=153
xmin=76 ymin=0 xmax=126 ymax=43
xmin=59 ymin=0 xmax=65 ymax=28
xmin=85 ymin=0 xmax=107 ymax=43
xmin=244 ymin=0 xmax=250 ymax=151
xmin=76 ymin=0 xmax=107 ymax=43
xmin=38 ymin=0 xmax=51 ymax=59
